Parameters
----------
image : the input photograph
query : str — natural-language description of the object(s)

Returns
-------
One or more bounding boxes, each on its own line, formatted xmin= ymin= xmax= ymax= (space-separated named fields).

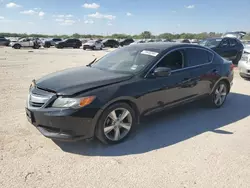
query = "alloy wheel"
xmin=103 ymin=108 xmax=132 ymax=141
xmin=214 ymin=83 xmax=227 ymax=106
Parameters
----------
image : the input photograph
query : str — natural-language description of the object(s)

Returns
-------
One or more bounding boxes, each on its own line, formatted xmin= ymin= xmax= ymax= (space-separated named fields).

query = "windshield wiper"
xmin=86 ymin=58 xmax=97 ymax=67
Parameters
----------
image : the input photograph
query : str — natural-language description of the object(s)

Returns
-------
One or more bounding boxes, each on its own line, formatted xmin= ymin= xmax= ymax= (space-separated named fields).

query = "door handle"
xmin=212 ymin=69 xmax=219 ymax=73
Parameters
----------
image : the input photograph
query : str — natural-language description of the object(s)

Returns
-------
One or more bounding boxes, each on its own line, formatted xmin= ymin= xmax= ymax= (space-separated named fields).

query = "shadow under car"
xmin=53 ymin=92 xmax=250 ymax=156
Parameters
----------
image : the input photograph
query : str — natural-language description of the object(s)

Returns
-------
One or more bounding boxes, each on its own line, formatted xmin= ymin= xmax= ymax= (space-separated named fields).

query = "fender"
xmin=210 ymin=77 xmax=231 ymax=95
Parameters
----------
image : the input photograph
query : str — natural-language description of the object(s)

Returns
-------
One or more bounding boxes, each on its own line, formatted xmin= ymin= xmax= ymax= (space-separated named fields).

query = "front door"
xmin=139 ymin=49 xmax=194 ymax=115
xmin=22 ymin=39 xmax=31 ymax=47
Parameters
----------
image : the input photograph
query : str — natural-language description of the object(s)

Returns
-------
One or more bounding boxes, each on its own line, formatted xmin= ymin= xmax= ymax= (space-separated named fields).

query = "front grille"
xmin=28 ymin=87 xmax=56 ymax=108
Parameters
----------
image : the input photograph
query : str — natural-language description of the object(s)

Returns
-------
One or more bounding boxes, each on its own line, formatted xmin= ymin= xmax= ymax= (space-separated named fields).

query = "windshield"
xmin=91 ymin=47 xmax=159 ymax=73
xmin=18 ymin=38 xmax=26 ymax=42
xmin=199 ymin=38 xmax=222 ymax=48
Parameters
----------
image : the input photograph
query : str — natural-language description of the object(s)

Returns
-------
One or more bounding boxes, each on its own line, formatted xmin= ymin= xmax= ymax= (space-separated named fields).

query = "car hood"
xmin=36 ymin=66 xmax=133 ymax=95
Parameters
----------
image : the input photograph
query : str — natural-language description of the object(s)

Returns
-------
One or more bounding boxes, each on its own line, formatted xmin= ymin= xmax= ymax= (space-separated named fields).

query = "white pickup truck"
xmin=10 ymin=38 xmax=41 ymax=49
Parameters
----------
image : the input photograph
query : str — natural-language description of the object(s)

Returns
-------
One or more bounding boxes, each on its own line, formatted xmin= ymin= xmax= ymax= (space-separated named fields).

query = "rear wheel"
xmin=209 ymin=81 xmax=228 ymax=108
xmin=44 ymin=43 xmax=51 ymax=48
xmin=95 ymin=103 xmax=136 ymax=144
xmin=13 ymin=44 xmax=21 ymax=49
xmin=233 ymin=52 xmax=242 ymax=65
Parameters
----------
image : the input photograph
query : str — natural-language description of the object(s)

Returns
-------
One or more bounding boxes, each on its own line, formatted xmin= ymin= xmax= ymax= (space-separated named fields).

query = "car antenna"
xmin=86 ymin=58 xmax=97 ymax=67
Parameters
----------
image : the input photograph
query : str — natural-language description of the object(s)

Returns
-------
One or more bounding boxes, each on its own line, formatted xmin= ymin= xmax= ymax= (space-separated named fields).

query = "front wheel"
xmin=209 ymin=81 xmax=228 ymax=108
xmin=13 ymin=44 xmax=21 ymax=49
xmin=95 ymin=103 xmax=136 ymax=144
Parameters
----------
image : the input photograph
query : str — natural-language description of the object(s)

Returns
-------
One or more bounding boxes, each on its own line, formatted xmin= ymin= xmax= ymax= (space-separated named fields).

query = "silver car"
xmin=238 ymin=47 xmax=250 ymax=79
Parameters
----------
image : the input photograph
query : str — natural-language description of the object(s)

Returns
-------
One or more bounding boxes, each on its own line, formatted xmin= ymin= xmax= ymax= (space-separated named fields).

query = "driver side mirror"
xmin=153 ymin=67 xmax=171 ymax=77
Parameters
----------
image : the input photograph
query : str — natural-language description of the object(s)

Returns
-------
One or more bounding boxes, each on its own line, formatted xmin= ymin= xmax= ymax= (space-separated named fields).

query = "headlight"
xmin=52 ymin=96 xmax=96 ymax=109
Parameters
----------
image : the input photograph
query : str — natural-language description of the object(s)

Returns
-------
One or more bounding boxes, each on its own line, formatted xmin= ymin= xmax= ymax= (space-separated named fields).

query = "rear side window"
xmin=221 ymin=39 xmax=229 ymax=47
xmin=186 ymin=48 xmax=213 ymax=67
xmin=229 ymin=39 xmax=237 ymax=47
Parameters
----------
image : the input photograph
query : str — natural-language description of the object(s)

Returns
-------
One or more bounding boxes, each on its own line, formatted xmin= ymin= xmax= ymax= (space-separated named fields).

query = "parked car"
xmin=130 ymin=40 xmax=145 ymax=45
xmin=0 ymin=37 xmax=10 ymax=46
xmin=190 ymin=39 xmax=199 ymax=44
xmin=146 ymin=39 xmax=155 ymax=42
xmin=222 ymin=31 xmax=246 ymax=39
xmin=154 ymin=39 xmax=162 ymax=42
xmin=55 ymin=39 xmax=82 ymax=49
xmin=43 ymin=38 xmax=62 ymax=48
xmin=199 ymin=37 xmax=244 ymax=64
xmin=181 ymin=39 xmax=191 ymax=43
xmin=102 ymin=39 xmax=119 ymax=48
xmin=83 ymin=40 xmax=103 ymax=50
xmin=238 ymin=47 xmax=250 ymax=79
xmin=162 ymin=39 xmax=172 ymax=42
xmin=243 ymin=41 xmax=250 ymax=48
xmin=119 ymin=38 xmax=134 ymax=46
xmin=26 ymin=43 xmax=234 ymax=144
xmin=10 ymin=38 xmax=40 ymax=49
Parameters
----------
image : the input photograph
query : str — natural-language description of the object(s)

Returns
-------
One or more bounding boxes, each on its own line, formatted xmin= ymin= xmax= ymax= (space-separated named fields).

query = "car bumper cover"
xmin=26 ymin=107 xmax=97 ymax=141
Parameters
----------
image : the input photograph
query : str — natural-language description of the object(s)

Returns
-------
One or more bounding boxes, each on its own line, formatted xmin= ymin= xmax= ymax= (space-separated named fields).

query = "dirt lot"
xmin=1 ymin=47 xmax=250 ymax=188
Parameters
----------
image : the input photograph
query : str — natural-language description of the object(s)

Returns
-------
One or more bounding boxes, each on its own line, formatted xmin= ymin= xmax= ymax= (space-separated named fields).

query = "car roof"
xmin=124 ymin=42 xmax=202 ymax=52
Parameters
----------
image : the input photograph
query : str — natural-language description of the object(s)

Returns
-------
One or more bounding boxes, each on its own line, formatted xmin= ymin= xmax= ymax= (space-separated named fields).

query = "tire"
xmin=95 ymin=103 xmax=136 ymax=144
xmin=33 ymin=45 xmax=40 ymax=49
xmin=233 ymin=52 xmax=242 ymax=65
xmin=44 ymin=43 xmax=51 ymax=48
xmin=13 ymin=44 xmax=21 ymax=49
xmin=83 ymin=47 xmax=86 ymax=50
xmin=209 ymin=81 xmax=229 ymax=108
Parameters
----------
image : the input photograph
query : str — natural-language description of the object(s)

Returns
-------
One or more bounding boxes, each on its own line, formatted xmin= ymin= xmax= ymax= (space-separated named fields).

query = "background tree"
xmin=140 ymin=31 xmax=152 ymax=39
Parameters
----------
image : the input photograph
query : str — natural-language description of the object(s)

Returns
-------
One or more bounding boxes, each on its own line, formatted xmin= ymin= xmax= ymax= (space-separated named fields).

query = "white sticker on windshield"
xmin=141 ymin=50 xmax=159 ymax=57
xmin=131 ymin=65 xmax=138 ymax=70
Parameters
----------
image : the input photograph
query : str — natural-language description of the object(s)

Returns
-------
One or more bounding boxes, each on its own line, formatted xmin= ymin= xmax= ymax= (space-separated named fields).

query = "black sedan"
xmin=102 ymin=39 xmax=119 ymax=48
xmin=55 ymin=39 xmax=82 ymax=49
xmin=199 ymin=37 xmax=244 ymax=64
xmin=26 ymin=43 xmax=234 ymax=144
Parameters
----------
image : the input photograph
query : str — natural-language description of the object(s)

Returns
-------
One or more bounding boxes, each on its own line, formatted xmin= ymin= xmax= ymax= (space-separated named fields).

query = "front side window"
xmin=92 ymin=47 xmax=159 ymax=73
xmin=156 ymin=50 xmax=184 ymax=70
xmin=186 ymin=48 xmax=212 ymax=67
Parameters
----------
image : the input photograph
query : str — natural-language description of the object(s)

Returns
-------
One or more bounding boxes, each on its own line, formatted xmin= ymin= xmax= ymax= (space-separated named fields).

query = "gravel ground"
xmin=0 ymin=47 xmax=250 ymax=188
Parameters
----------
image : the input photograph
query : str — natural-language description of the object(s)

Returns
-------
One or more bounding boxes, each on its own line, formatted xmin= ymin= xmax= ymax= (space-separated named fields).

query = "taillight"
xmin=230 ymin=63 xmax=234 ymax=71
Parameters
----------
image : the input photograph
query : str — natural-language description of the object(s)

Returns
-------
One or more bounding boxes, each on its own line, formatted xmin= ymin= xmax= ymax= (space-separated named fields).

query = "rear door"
xmin=185 ymin=48 xmax=219 ymax=97
xmin=218 ymin=38 xmax=234 ymax=60
xmin=228 ymin=38 xmax=239 ymax=59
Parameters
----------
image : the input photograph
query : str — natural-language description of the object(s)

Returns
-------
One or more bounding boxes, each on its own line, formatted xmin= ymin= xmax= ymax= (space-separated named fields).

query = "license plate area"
xmin=26 ymin=108 xmax=35 ymax=123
